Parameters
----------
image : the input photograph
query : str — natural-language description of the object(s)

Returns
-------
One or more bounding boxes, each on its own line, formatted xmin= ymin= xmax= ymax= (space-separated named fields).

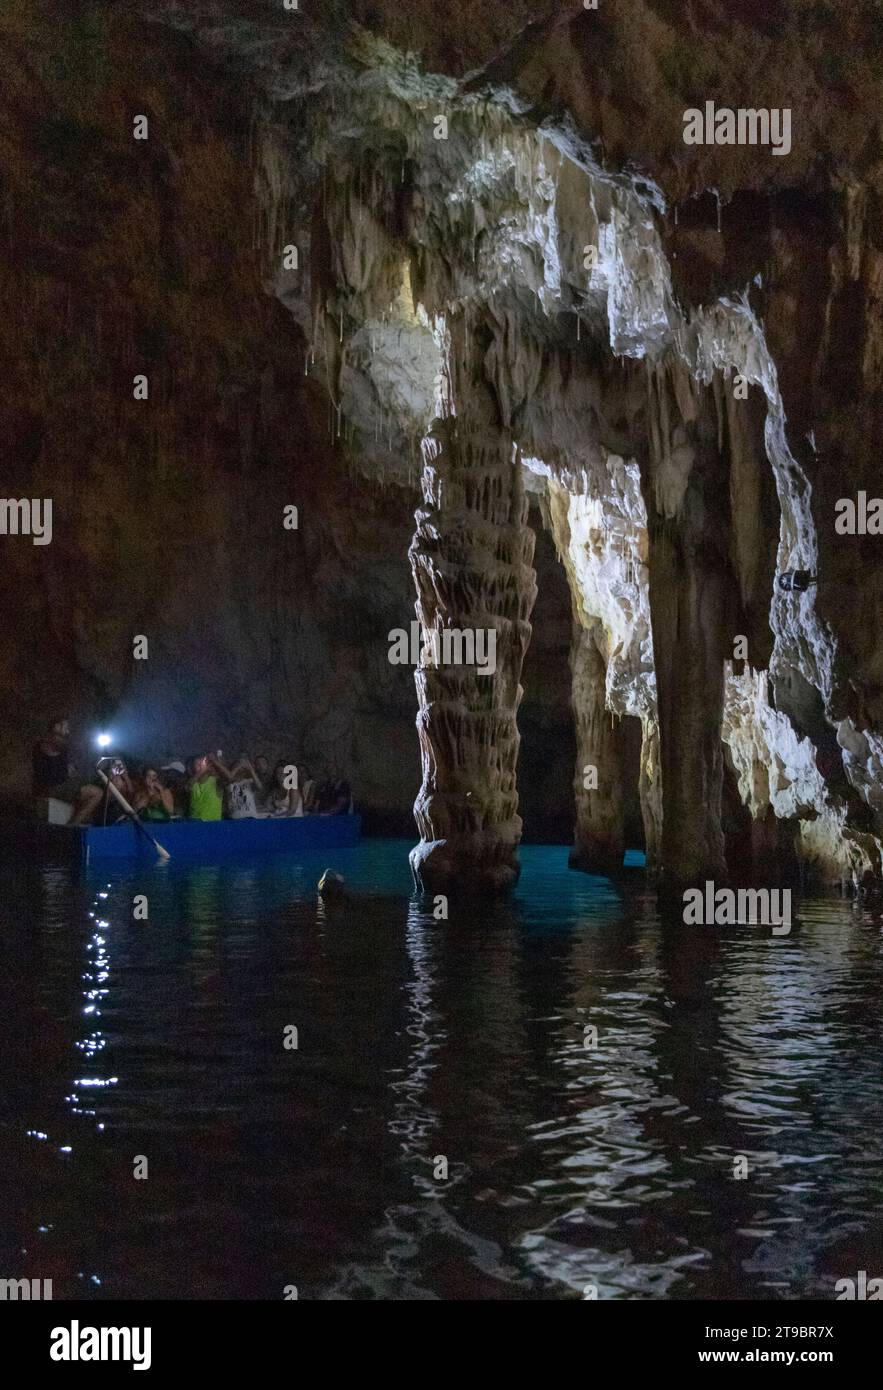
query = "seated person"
xmin=316 ymin=774 xmax=352 ymax=816
xmin=159 ymin=761 xmax=188 ymax=816
xmin=225 ymin=753 xmax=267 ymax=819
xmin=299 ymin=764 xmax=317 ymax=813
xmin=266 ymin=761 xmax=304 ymax=817
xmin=132 ymin=766 xmax=174 ymax=822
xmin=310 ymin=773 xmax=331 ymax=814
xmin=92 ymin=758 xmax=138 ymax=826
xmin=31 ymin=716 xmax=105 ymax=826
xmin=186 ymin=752 xmax=231 ymax=821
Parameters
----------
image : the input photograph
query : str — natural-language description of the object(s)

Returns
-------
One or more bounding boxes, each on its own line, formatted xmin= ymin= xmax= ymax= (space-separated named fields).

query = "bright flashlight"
xmin=96 ymin=733 xmax=112 ymax=748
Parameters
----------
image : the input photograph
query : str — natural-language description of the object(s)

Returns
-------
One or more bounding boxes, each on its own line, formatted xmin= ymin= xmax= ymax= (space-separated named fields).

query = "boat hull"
xmin=3 ymin=814 xmax=361 ymax=865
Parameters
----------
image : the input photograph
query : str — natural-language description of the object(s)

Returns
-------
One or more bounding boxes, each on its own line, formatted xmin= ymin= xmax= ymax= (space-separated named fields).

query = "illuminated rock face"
xmin=542 ymin=464 xmax=657 ymax=874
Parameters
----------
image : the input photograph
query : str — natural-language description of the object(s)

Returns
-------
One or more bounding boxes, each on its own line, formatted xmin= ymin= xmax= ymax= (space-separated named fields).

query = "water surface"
xmin=2 ymin=840 xmax=882 ymax=1300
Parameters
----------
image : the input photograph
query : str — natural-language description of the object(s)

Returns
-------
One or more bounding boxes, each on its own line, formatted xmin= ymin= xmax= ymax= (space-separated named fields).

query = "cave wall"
xmin=0 ymin=4 xmax=427 ymax=823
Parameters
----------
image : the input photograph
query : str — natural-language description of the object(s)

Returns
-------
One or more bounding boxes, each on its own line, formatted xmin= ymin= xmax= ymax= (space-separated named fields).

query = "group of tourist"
xmin=31 ymin=719 xmax=353 ymax=827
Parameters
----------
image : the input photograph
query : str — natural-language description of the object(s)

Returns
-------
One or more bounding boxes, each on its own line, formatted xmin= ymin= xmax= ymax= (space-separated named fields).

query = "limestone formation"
xmin=408 ymin=321 xmax=537 ymax=892
xmin=567 ymin=619 xmax=625 ymax=876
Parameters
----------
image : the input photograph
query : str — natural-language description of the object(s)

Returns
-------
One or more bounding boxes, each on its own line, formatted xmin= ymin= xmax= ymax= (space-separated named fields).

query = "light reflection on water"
xmin=1 ymin=841 xmax=882 ymax=1300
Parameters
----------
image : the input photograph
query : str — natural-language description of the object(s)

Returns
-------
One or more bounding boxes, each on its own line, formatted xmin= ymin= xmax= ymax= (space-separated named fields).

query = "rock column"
xmin=568 ymin=618 xmax=626 ymax=874
xmin=408 ymin=324 xmax=537 ymax=894
xmin=642 ymin=366 xmax=732 ymax=898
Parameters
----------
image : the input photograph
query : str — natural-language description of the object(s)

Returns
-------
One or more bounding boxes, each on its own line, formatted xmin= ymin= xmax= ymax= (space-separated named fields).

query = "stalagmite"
xmin=408 ymin=317 xmax=537 ymax=893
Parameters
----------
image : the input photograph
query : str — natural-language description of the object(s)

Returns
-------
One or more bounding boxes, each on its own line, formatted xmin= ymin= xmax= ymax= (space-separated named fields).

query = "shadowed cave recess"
xmin=6 ymin=0 xmax=883 ymax=902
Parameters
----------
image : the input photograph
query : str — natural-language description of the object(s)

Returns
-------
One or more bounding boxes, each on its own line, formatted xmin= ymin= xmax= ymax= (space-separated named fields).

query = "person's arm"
xmin=226 ymin=758 xmax=253 ymax=781
xmin=208 ymin=754 xmax=234 ymax=782
xmin=160 ymin=786 xmax=174 ymax=814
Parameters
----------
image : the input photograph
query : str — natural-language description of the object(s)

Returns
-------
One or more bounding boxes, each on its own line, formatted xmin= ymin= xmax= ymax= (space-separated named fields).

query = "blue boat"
xmin=3 ymin=814 xmax=361 ymax=865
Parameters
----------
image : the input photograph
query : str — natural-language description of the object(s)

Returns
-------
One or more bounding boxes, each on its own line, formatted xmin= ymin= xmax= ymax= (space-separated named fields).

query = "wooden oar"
xmin=96 ymin=764 xmax=170 ymax=861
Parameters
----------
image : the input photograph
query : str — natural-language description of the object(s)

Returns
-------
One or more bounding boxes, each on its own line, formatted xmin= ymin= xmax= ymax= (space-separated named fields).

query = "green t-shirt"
xmin=189 ymin=776 xmax=223 ymax=821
